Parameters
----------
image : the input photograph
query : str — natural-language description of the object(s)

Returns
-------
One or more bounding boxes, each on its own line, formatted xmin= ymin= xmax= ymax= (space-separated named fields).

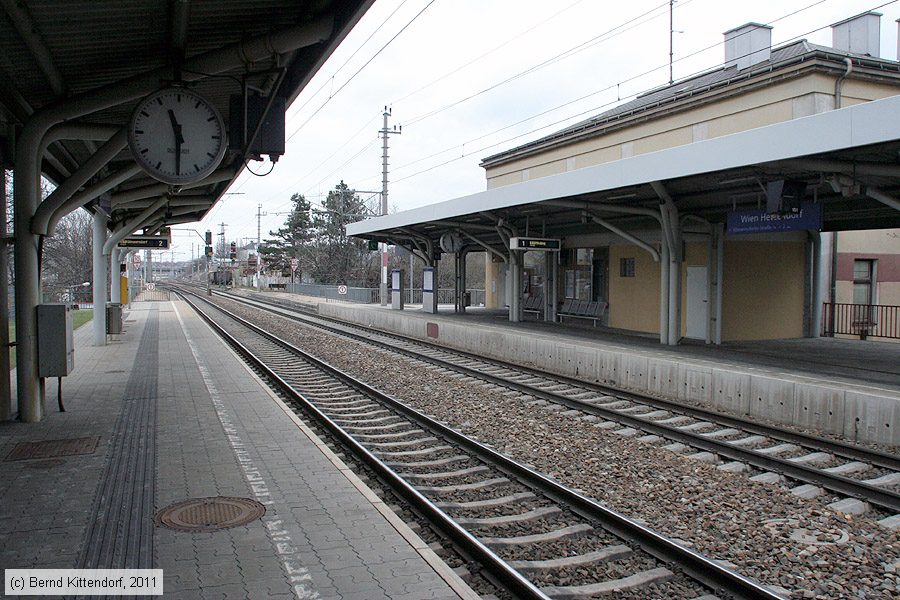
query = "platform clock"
xmin=127 ymin=87 xmax=227 ymax=185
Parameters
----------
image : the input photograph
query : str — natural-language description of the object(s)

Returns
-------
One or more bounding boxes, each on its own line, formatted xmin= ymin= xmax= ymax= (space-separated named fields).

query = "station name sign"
xmin=509 ymin=237 xmax=561 ymax=251
xmin=726 ymin=202 xmax=822 ymax=235
xmin=118 ymin=236 xmax=169 ymax=249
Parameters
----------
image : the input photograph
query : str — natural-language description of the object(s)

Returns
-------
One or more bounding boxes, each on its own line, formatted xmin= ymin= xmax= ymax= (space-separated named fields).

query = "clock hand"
xmin=168 ymin=109 xmax=184 ymax=175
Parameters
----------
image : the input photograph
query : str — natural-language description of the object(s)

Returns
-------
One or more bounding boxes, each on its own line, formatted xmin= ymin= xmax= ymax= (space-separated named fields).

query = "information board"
xmin=118 ymin=237 xmax=169 ymax=249
xmin=726 ymin=202 xmax=822 ymax=235
xmin=509 ymin=237 xmax=561 ymax=251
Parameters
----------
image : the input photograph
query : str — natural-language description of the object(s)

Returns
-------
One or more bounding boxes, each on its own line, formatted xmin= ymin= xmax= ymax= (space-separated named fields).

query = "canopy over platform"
xmin=3 ymin=0 xmax=375 ymax=423
xmin=347 ymin=95 xmax=900 ymax=250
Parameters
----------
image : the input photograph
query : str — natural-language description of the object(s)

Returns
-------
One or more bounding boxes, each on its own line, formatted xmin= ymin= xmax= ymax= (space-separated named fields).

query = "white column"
xmin=92 ymin=211 xmax=108 ymax=346
xmin=110 ymin=248 xmax=121 ymax=303
xmin=509 ymin=253 xmax=521 ymax=323
xmin=811 ymin=232 xmax=824 ymax=338
xmin=715 ymin=223 xmax=725 ymax=344
xmin=659 ymin=236 xmax=670 ymax=344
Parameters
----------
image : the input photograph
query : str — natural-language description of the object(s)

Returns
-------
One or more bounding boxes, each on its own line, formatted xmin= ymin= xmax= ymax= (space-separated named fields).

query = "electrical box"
xmin=106 ymin=303 xmax=123 ymax=335
xmin=37 ymin=303 xmax=74 ymax=377
xmin=228 ymin=94 xmax=286 ymax=160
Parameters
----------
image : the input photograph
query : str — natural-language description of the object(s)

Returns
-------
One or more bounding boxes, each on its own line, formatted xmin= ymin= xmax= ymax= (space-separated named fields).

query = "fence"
xmin=264 ymin=283 xmax=486 ymax=306
xmin=822 ymin=303 xmax=900 ymax=339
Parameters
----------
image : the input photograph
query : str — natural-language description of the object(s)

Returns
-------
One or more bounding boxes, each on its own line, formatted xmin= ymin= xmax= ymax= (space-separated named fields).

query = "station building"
xmin=477 ymin=12 xmax=900 ymax=342
xmin=349 ymin=11 xmax=900 ymax=347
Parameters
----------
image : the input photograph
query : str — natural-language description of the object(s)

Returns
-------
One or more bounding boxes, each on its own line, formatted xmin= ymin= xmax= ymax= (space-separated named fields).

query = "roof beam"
xmin=0 ymin=0 xmax=66 ymax=97
xmin=774 ymin=158 xmax=900 ymax=178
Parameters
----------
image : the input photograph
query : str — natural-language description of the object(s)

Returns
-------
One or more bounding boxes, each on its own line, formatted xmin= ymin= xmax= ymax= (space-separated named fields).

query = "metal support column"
xmin=544 ymin=252 xmax=557 ymax=322
xmin=110 ymin=248 xmax=121 ymax=304
xmin=0 ymin=168 xmax=10 ymax=421
xmin=659 ymin=237 xmax=670 ymax=345
xmin=13 ymin=132 xmax=43 ymax=421
xmin=715 ymin=223 xmax=725 ymax=345
xmin=509 ymin=252 xmax=521 ymax=323
xmin=92 ymin=210 xmax=108 ymax=346
xmin=661 ymin=203 xmax=682 ymax=346
xmin=454 ymin=252 xmax=464 ymax=314
xmin=811 ymin=232 xmax=824 ymax=338
xmin=706 ymin=227 xmax=716 ymax=345
xmin=460 ymin=249 xmax=467 ymax=312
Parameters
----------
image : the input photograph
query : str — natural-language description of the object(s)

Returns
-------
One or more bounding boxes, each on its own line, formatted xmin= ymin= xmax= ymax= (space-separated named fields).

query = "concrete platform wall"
xmin=318 ymin=303 xmax=899 ymax=447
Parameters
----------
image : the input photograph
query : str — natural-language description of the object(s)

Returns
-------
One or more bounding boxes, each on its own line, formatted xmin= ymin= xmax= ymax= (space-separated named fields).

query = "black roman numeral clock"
xmin=127 ymin=87 xmax=227 ymax=185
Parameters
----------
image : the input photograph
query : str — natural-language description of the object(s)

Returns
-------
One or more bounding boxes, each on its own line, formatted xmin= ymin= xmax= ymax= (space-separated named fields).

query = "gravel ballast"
xmin=213 ymin=295 xmax=900 ymax=599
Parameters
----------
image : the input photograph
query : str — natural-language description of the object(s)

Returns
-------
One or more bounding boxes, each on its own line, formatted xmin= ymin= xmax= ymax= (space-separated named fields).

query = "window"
xmin=619 ymin=257 xmax=636 ymax=278
xmin=853 ymin=259 xmax=876 ymax=305
xmin=564 ymin=248 xmax=594 ymax=299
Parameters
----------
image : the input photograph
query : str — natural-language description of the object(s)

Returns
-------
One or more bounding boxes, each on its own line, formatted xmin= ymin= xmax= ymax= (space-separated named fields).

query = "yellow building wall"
xmin=484 ymin=73 xmax=900 ymax=189
xmin=879 ymin=283 xmax=900 ymax=307
xmin=722 ymin=241 xmax=805 ymax=340
xmin=836 ymin=229 xmax=900 ymax=253
xmin=607 ymin=245 xmax=660 ymax=334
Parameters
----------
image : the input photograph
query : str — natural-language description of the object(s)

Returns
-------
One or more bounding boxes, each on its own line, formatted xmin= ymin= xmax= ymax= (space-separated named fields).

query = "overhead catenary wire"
xmin=354 ymin=0 xmax=885 ymax=188
xmin=267 ymin=1 xmax=600 ymax=206
xmin=285 ymin=0 xmax=438 ymax=144
xmin=277 ymin=0 xmax=691 ymax=200
xmin=390 ymin=0 xmax=591 ymax=107
xmin=288 ymin=0 xmax=412 ymax=120
xmin=209 ymin=0 xmax=897 ymax=249
xmin=400 ymin=0 xmax=685 ymax=127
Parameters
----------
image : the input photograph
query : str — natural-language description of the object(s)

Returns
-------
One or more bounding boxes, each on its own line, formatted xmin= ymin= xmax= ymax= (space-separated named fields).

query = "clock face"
xmin=128 ymin=87 xmax=227 ymax=185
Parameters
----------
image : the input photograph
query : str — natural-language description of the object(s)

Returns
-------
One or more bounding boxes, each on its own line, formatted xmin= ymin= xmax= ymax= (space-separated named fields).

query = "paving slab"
xmin=0 ymin=299 xmax=477 ymax=600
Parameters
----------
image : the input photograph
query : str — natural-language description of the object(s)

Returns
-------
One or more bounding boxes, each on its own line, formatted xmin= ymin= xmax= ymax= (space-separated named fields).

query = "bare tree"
xmin=41 ymin=209 xmax=94 ymax=303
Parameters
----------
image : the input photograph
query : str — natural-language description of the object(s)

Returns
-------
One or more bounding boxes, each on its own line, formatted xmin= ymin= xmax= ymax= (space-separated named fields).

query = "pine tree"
xmin=259 ymin=193 xmax=313 ymax=277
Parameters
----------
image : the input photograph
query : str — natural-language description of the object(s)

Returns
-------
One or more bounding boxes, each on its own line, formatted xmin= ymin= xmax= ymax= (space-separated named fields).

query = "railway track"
xmin=197 ymin=286 xmax=900 ymax=520
xmin=176 ymin=287 xmax=782 ymax=599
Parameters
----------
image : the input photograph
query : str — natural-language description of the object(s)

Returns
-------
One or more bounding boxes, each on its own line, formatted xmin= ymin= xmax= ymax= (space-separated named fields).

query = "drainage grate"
xmin=155 ymin=497 xmax=266 ymax=532
xmin=5 ymin=436 xmax=100 ymax=461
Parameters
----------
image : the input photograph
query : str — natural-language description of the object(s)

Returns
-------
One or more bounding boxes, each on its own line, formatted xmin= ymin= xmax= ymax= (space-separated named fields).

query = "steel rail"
xmin=225 ymin=289 xmax=900 ymax=471
xmin=175 ymin=290 xmax=551 ymax=600
xmin=205 ymin=288 xmax=900 ymax=513
xmin=176 ymin=286 xmax=782 ymax=600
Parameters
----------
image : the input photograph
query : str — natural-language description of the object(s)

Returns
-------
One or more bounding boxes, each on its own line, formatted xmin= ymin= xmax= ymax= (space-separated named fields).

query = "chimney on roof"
xmin=724 ymin=23 xmax=772 ymax=70
xmin=831 ymin=11 xmax=881 ymax=57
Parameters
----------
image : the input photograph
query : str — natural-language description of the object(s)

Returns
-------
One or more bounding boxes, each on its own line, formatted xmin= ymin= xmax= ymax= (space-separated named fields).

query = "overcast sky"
xmin=169 ymin=0 xmax=900 ymax=259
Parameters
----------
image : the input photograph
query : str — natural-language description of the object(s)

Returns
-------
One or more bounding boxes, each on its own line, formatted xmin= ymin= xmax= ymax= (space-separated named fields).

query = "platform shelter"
xmin=347 ymin=95 xmax=900 ymax=349
xmin=0 ymin=1 xmax=374 ymax=423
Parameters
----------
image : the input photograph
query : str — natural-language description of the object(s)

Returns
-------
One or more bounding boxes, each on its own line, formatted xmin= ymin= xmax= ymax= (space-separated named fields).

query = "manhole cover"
xmin=5 ymin=436 xmax=99 ymax=461
xmin=155 ymin=497 xmax=266 ymax=532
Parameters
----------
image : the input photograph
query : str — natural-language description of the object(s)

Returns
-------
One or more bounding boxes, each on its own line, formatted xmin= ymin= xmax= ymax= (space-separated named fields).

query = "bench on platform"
xmin=268 ymin=283 xmax=287 ymax=290
xmin=523 ymin=294 xmax=544 ymax=318
xmin=558 ymin=299 xmax=606 ymax=326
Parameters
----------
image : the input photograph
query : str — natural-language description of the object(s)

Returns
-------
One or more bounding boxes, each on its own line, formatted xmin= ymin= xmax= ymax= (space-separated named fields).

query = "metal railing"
xmin=263 ymin=282 xmax=486 ymax=306
xmin=283 ymin=283 xmax=378 ymax=304
xmin=822 ymin=303 xmax=900 ymax=339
